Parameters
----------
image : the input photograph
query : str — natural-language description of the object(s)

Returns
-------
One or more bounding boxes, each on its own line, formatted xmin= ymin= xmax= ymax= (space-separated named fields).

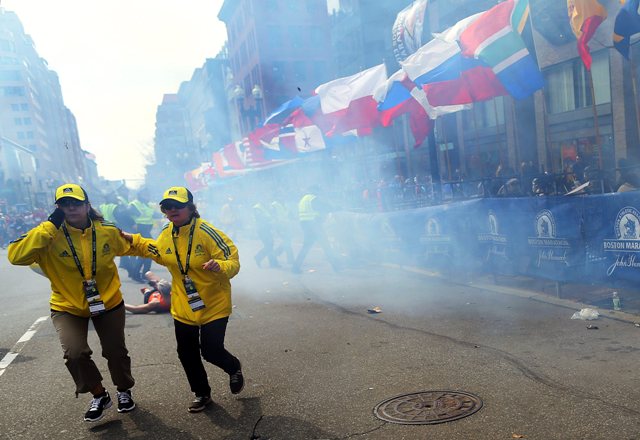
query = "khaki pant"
xmin=51 ymin=302 xmax=134 ymax=395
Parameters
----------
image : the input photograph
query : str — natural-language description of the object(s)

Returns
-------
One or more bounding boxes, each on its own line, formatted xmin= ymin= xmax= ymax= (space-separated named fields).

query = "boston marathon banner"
xmin=362 ymin=192 xmax=640 ymax=287
xmin=584 ymin=192 xmax=640 ymax=286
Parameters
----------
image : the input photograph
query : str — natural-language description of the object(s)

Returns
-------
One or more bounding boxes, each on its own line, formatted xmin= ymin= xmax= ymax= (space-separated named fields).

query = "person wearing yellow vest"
xmin=7 ymin=183 xmax=146 ymax=422
xmin=253 ymin=200 xmax=279 ymax=268
xmin=271 ymin=193 xmax=294 ymax=265
xmin=99 ymin=201 xmax=117 ymax=223
xmin=292 ymin=185 xmax=340 ymax=274
xmin=129 ymin=191 xmax=157 ymax=282
xmin=122 ymin=186 xmax=243 ymax=413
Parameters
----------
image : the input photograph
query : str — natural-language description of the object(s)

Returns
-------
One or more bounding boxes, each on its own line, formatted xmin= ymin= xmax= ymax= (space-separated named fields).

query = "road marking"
xmin=0 ymin=316 xmax=48 ymax=378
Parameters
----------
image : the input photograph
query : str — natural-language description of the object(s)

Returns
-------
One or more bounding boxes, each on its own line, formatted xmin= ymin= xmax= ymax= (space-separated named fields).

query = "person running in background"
xmin=253 ymin=200 xmax=279 ymax=268
xmin=271 ymin=194 xmax=294 ymax=266
xmin=7 ymin=183 xmax=144 ymax=422
xmin=125 ymin=271 xmax=171 ymax=314
xmin=292 ymin=185 xmax=341 ymax=274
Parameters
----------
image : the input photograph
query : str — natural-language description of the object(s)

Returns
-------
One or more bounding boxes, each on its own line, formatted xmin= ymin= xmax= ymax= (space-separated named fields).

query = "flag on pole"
xmin=459 ymin=0 xmax=544 ymax=99
xmin=568 ymin=0 xmax=608 ymax=70
xmin=613 ymin=0 xmax=640 ymax=59
xmin=262 ymin=96 xmax=303 ymax=126
xmin=314 ymin=63 xmax=387 ymax=136
xmin=392 ymin=0 xmax=429 ymax=62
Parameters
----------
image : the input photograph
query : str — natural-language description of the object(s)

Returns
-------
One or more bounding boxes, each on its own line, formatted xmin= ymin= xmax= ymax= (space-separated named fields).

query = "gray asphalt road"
xmin=0 ymin=244 xmax=639 ymax=440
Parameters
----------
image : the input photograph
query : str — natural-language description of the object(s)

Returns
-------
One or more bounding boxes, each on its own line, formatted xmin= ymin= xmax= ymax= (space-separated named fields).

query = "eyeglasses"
xmin=57 ymin=199 xmax=86 ymax=208
xmin=161 ymin=201 xmax=187 ymax=211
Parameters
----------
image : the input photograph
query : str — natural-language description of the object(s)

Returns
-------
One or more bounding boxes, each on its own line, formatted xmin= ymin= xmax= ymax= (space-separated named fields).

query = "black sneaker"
xmin=229 ymin=366 xmax=244 ymax=394
xmin=116 ymin=390 xmax=136 ymax=413
xmin=84 ymin=392 xmax=112 ymax=422
xmin=188 ymin=395 xmax=212 ymax=413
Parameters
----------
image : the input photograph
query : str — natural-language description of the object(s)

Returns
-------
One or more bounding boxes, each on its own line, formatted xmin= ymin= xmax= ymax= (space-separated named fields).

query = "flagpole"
xmin=471 ymin=105 xmax=482 ymax=175
xmin=439 ymin=117 xmax=452 ymax=180
xmin=510 ymin=96 xmax=521 ymax=170
xmin=541 ymin=90 xmax=552 ymax=174
xmin=492 ymin=98 xmax=502 ymax=167
xmin=587 ymin=69 xmax=602 ymax=168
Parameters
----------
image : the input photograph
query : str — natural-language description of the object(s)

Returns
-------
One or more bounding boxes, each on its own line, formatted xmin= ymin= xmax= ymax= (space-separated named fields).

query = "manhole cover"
xmin=373 ymin=390 xmax=483 ymax=425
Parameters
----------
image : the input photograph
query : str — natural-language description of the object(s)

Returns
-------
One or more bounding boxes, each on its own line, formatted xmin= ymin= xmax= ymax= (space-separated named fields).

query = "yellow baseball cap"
xmin=55 ymin=183 xmax=87 ymax=203
xmin=160 ymin=186 xmax=193 ymax=205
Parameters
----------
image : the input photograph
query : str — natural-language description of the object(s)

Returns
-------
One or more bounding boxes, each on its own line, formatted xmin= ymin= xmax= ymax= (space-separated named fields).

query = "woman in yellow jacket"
xmin=7 ymin=184 xmax=146 ymax=422
xmin=126 ymin=186 xmax=243 ymax=413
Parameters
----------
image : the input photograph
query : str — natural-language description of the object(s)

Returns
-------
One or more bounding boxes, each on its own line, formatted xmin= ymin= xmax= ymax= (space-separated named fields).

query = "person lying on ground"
xmin=125 ymin=271 xmax=171 ymax=314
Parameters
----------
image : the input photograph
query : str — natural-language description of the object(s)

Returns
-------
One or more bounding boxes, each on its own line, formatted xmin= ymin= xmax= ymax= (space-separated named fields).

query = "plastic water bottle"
xmin=612 ymin=292 xmax=621 ymax=311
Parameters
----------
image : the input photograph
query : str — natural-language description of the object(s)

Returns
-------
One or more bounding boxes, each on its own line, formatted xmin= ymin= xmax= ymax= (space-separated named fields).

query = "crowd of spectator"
xmin=346 ymin=157 xmax=640 ymax=213
xmin=0 ymin=207 xmax=47 ymax=248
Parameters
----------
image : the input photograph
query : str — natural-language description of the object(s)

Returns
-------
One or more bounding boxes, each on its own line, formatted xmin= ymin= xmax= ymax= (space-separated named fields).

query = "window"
xmin=464 ymin=97 xmax=505 ymax=128
xmin=20 ymin=103 xmax=28 ymax=110
xmin=0 ymin=86 xmax=25 ymax=96
xmin=0 ymin=70 xmax=21 ymax=81
xmin=11 ymin=103 xmax=20 ymax=111
xmin=17 ymin=131 xmax=25 ymax=139
xmin=23 ymin=117 xmax=32 ymax=125
xmin=545 ymin=51 xmax=610 ymax=114
xmin=293 ymin=62 xmax=307 ymax=81
xmin=272 ymin=61 xmax=286 ymax=82
xmin=14 ymin=117 xmax=22 ymax=125
xmin=266 ymin=0 xmax=279 ymax=11
xmin=310 ymin=27 xmax=324 ymax=48
xmin=0 ymin=56 xmax=18 ymax=65
xmin=268 ymin=26 xmax=283 ymax=49
xmin=289 ymin=26 xmax=303 ymax=49
xmin=0 ymin=39 xmax=15 ymax=52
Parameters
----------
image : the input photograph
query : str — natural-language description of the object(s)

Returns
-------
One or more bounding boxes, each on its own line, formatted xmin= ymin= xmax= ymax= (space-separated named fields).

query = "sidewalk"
xmin=385 ymin=263 xmax=640 ymax=324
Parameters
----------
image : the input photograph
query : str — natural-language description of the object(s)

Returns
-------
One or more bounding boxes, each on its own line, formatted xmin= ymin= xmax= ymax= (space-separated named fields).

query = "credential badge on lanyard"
xmin=63 ymin=223 xmax=106 ymax=316
xmin=174 ymin=219 xmax=206 ymax=312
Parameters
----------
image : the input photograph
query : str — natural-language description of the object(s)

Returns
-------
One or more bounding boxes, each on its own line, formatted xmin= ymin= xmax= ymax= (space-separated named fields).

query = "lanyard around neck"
xmin=62 ymin=222 xmax=96 ymax=280
xmin=172 ymin=218 xmax=197 ymax=276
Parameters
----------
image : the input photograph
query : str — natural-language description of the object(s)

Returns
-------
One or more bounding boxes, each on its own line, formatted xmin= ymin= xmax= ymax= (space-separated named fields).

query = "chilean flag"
xmin=314 ymin=64 xmax=387 ymax=136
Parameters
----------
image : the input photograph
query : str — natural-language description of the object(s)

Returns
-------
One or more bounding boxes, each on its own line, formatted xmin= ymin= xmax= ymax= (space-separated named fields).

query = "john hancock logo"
xmin=194 ymin=244 xmax=205 ymax=256
xmin=420 ymin=217 xmax=451 ymax=257
xmin=603 ymin=206 xmax=640 ymax=276
xmin=527 ymin=210 xmax=569 ymax=267
xmin=102 ymin=243 xmax=111 ymax=256
xmin=477 ymin=210 xmax=507 ymax=259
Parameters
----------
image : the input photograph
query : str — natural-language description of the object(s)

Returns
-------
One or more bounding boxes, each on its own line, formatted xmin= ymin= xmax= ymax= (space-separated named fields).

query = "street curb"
xmin=382 ymin=263 xmax=640 ymax=325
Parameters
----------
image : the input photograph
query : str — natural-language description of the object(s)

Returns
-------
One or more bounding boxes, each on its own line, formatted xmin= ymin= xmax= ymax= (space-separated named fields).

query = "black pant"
xmin=293 ymin=220 xmax=338 ymax=271
xmin=174 ymin=317 xmax=240 ymax=397
xmin=131 ymin=224 xmax=153 ymax=279
xmin=255 ymin=227 xmax=278 ymax=267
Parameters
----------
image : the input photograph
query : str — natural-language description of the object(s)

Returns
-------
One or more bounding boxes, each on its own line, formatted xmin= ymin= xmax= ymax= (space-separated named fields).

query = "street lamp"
xmin=232 ymin=84 xmax=245 ymax=135
xmin=251 ymin=84 xmax=264 ymax=126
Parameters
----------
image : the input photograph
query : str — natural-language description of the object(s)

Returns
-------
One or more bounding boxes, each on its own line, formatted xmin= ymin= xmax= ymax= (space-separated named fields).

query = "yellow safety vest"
xmin=99 ymin=203 xmax=117 ymax=223
xmin=130 ymin=200 xmax=155 ymax=225
xmin=298 ymin=194 xmax=318 ymax=222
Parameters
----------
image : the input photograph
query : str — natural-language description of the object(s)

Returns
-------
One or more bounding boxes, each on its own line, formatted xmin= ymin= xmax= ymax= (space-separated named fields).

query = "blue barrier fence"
xmin=334 ymin=192 xmax=640 ymax=288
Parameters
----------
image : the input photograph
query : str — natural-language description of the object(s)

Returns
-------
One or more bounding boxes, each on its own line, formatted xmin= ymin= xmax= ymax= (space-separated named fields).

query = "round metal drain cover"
xmin=373 ymin=390 xmax=483 ymax=425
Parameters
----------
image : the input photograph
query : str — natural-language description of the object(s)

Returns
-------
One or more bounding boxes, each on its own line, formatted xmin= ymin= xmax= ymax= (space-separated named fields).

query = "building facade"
xmin=0 ymin=9 xmax=89 ymax=208
xmin=218 ymin=0 xmax=334 ymax=138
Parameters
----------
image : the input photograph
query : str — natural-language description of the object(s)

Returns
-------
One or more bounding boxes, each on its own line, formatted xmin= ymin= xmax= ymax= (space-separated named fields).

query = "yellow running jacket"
xmin=133 ymin=217 xmax=240 ymax=326
xmin=8 ymin=220 xmax=144 ymax=317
